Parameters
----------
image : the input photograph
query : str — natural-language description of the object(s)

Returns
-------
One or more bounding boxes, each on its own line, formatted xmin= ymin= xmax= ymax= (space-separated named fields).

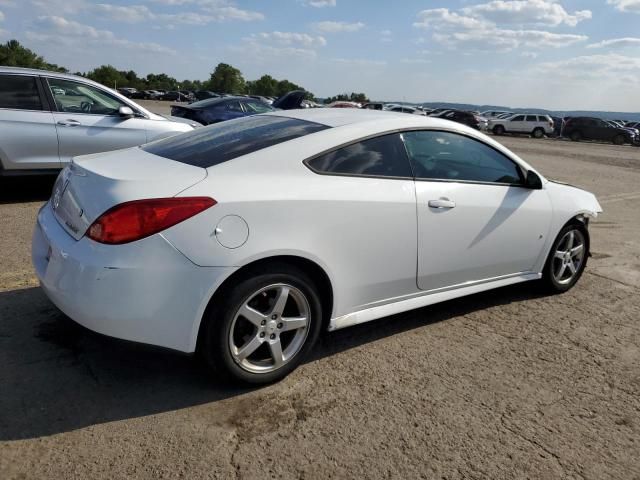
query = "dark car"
xmin=171 ymin=96 xmax=276 ymax=124
xmin=194 ymin=90 xmax=220 ymax=101
xmin=440 ymin=110 xmax=482 ymax=130
xmin=116 ymin=87 xmax=137 ymax=98
xmin=161 ymin=91 xmax=189 ymax=102
xmin=563 ymin=116 xmax=637 ymax=145
xmin=170 ymin=90 xmax=306 ymax=125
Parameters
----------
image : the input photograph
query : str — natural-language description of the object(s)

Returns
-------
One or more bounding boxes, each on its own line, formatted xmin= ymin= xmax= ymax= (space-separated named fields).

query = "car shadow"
xmin=0 ymin=175 xmax=56 ymax=205
xmin=0 ymin=283 xmax=551 ymax=441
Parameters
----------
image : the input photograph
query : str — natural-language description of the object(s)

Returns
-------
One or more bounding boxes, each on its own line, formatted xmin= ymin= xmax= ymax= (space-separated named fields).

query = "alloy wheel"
xmin=228 ymin=283 xmax=310 ymax=374
xmin=552 ymin=229 xmax=586 ymax=285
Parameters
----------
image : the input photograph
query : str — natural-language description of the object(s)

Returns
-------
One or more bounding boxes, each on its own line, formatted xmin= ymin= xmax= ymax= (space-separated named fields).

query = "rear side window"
xmin=512 ymin=115 xmax=524 ymax=121
xmin=306 ymin=133 xmax=412 ymax=178
xmin=525 ymin=115 xmax=537 ymax=122
xmin=142 ymin=115 xmax=329 ymax=168
xmin=0 ymin=75 xmax=43 ymax=110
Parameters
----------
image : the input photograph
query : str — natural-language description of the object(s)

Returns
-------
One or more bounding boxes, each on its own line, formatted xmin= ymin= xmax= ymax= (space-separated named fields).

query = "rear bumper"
xmin=32 ymin=202 xmax=236 ymax=352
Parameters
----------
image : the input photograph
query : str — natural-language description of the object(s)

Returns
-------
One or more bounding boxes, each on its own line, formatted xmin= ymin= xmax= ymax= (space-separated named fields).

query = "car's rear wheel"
xmin=612 ymin=134 xmax=626 ymax=146
xmin=532 ymin=128 xmax=544 ymax=139
xmin=493 ymin=125 xmax=505 ymax=135
xmin=542 ymin=223 xmax=589 ymax=293
xmin=200 ymin=266 xmax=322 ymax=384
xmin=570 ymin=131 xmax=581 ymax=142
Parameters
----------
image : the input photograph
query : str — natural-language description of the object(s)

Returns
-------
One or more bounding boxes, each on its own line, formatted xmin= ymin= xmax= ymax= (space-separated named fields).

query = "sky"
xmin=1 ymin=0 xmax=640 ymax=112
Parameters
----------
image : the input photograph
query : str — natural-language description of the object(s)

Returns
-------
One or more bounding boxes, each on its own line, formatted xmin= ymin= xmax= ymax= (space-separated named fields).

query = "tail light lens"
xmin=87 ymin=197 xmax=216 ymax=244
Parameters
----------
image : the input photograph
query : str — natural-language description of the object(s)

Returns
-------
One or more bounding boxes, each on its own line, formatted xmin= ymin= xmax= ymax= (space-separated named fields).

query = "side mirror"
xmin=118 ymin=106 xmax=134 ymax=118
xmin=525 ymin=170 xmax=543 ymax=190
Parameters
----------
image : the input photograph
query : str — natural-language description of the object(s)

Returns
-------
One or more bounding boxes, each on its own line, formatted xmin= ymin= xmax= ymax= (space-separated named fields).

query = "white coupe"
xmin=32 ymin=109 xmax=602 ymax=383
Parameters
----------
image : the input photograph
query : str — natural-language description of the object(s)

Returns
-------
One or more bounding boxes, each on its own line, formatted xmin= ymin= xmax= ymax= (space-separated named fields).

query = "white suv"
xmin=489 ymin=114 xmax=554 ymax=139
xmin=0 ymin=67 xmax=199 ymax=175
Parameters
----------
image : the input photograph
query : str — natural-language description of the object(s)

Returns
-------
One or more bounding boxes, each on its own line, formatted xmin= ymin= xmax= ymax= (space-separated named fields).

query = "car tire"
xmin=199 ymin=265 xmax=323 ymax=384
xmin=569 ymin=131 xmax=581 ymax=142
xmin=612 ymin=134 xmax=626 ymax=146
xmin=532 ymin=128 xmax=544 ymax=139
xmin=541 ymin=222 xmax=589 ymax=293
xmin=493 ymin=125 xmax=505 ymax=135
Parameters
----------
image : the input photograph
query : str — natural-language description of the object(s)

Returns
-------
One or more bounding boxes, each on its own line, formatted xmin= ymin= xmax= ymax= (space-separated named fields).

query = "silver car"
xmin=0 ymin=67 xmax=198 ymax=175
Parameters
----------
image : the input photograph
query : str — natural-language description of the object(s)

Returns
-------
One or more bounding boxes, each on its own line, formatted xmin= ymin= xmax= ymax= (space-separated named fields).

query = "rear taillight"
xmin=87 ymin=197 xmax=216 ymax=245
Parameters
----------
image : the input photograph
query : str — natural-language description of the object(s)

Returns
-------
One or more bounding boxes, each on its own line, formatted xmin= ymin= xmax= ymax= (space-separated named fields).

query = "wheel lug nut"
xmin=270 ymin=334 xmax=276 ymax=340
xmin=277 ymin=323 xmax=283 ymax=329
xmin=271 ymin=314 xmax=278 ymax=320
xmin=260 ymin=320 xmax=266 ymax=326
xmin=259 ymin=332 xmax=265 ymax=338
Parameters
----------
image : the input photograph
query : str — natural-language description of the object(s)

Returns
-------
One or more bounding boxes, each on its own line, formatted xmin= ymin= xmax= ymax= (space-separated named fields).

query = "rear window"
xmin=525 ymin=115 xmax=537 ymax=122
xmin=0 ymin=75 xmax=43 ymax=110
xmin=142 ymin=115 xmax=329 ymax=168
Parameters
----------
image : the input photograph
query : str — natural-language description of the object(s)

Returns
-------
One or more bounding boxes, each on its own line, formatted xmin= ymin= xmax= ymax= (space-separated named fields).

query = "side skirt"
xmin=328 ymin=272 xmax=541 ymax=331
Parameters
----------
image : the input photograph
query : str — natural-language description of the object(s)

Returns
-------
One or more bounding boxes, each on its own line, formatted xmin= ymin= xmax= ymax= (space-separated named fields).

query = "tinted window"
xmin=143 ymin=115 xmax=329 ymax=168
xmin=525 ymin=115 xmax=537 ymax=122
xmin=537 ymin=116 xmax=548 ymax=122
xmin=226 ymin=101 xmax=243 ymax=112
xmin=48 ymin=78 xmax=127 ymax=115
xmin=307 ymin=134 xmax=412 ymax=178
xmin=402 ymin=131 xmax=523 ymax=184
xmin=0 ymin=75 xmax=42 ymax=110
xmin=512 ymin=115 xmax=525 ymax=122
xmin=243 ymin=100 xmax=273 ymax=114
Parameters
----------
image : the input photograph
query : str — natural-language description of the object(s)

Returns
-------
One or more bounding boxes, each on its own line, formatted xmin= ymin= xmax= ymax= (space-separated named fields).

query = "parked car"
xmin=161 ymin=91 xmax=190 ymax=102
xmin=248 ymin=95 xmax=273 ymax=105
xmin=171 ymin=96 xmax=276 ymax=125
xmin=563 ymin=117 xmax=638 ymax=145
xmin=117 ymin=87 xmax=138 ymax=98
xmin=489 ymin=114 xmax=554 ymax=138
xmin=0 ymin=67 xmax=198 ymax=175
xmin=33 ymin=109 xmax=602 ymax=384
xmin=362 ymin=102 xmax=384 ymax=110
xmin=439 ymin=110 xmax=483 ymax=130
xmin=606 ymin=121 xmax=639 ymax=140
xmin=388 ymin=105 xmax=419 ymax=114
xmin=194 ymin=90 xmax=220 ymax=101
xmin=481 ymin=110 xmax=513 ymax=118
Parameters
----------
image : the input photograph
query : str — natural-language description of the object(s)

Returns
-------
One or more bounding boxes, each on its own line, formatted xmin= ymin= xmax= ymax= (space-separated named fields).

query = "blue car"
xmin=170 ymin=91 xmax=306 ymax=125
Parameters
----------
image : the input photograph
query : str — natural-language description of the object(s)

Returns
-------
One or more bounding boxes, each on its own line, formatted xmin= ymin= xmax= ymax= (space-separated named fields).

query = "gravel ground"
xmin=1 ymin=134 xmax=639 ymax=480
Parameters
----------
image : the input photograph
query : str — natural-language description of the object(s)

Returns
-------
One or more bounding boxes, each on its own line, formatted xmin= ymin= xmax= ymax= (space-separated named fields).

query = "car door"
xmin=45 ymin=77 xmax=148 ymax=165
xmin=509 ymin=115 xmax=525 ymax=133
xmin=304 ymin=133 xmax=418 ymax=311
xmin=0 ymin=73 xmax=60 ymax=171
xmin=402 ymin=130 xmax=552 ymax=291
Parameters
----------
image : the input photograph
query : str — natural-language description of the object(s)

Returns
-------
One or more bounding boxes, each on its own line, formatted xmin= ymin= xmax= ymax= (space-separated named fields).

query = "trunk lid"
xmin=51 ymin=147 xmax=207 ymax=240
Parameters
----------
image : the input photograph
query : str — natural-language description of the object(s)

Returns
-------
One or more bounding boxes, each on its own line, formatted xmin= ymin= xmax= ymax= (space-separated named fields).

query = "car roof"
xmin=266 ymin=108 xmax=441 ymax=128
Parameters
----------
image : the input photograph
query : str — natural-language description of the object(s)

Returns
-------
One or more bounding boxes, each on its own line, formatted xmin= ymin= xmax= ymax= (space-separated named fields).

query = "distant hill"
xmin=411 ymin=101 xmax=640 ymax=122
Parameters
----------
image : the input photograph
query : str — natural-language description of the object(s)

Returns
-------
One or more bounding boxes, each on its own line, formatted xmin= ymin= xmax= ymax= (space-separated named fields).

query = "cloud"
xmin=433 ymin=28 xmax=586 ymax=51
xmin=400 ymin=58 xmax=432 ymax=65
xmin=313 ymin=21 xmax=364 ymax=33
xmin=0 ymin=10 xmax=4 ymax=21
xmin=462 ymin=1 xmax=591 ymax=27
xmin=414 ymin=8 xmax=490 ymax=30
xmin=305 ymin=0 xmax=336 ymax=7
xmin=94 ymin=4 xmax=153 ymax=23
xmin=93 ymin=1 xmax=264 ymax=24
xmin=250 ymin=31 xmax=326 ymax=48
xmin=331 ymin=58 xmax=386 ymax=67
xmin=28 ymin=16 xmax=176 ymax=55
xmin=607 ymin=0 xmax=640 ymax=13
xmin=587 ymin=37 xmax=640 ymax=49
xmin=535 ymin=54 xmax=640 ymax=80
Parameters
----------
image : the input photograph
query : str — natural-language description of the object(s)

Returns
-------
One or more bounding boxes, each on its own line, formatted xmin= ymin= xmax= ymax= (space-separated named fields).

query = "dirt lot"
xmin=1 ymin=135 xmax=639 ymax=480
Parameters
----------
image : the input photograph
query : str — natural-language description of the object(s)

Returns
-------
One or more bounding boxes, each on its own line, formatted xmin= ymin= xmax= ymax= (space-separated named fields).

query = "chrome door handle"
xmin=428 ymin=198 xmax=456 ymax=209
xmin=57 ymin=120 xmax=81 ymax=127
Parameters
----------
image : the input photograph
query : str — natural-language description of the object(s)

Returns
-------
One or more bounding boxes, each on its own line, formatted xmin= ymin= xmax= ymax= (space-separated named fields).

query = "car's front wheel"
xmin=493 ymin=125 xmax=505 ymax=135
xmin=612 ymin=134 xmax=626 ymax=146
xmin=542 ymin=222 xmax=589 ymax=293
xmin=200 ymin=266 xmax=323 ymax=384
xmin=532 ymin=127 xmax=545 ymax=139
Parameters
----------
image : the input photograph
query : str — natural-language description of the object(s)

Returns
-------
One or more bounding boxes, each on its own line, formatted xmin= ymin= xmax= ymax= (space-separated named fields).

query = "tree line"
xmin=0 ymin=39 xmax=369 ymax=103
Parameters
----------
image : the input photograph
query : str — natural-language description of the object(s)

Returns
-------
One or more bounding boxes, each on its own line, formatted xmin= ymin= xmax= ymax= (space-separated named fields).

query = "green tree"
xmin=249 ymin=74 xmax=278 ymax=96
xmin=144 ymin=73 xmax=178 ymax=91
xmin=0 ymin=39 xmax=67 ymax=72
xmin=207 ymin=63 xmax=246 ymax=94
xmin=86 ymin=65 xmax=127 ymax=89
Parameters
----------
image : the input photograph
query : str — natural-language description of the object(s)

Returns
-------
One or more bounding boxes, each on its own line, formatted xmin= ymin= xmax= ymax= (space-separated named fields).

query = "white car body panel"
xmin=33 ymin=109 xmax=602 ymax=353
